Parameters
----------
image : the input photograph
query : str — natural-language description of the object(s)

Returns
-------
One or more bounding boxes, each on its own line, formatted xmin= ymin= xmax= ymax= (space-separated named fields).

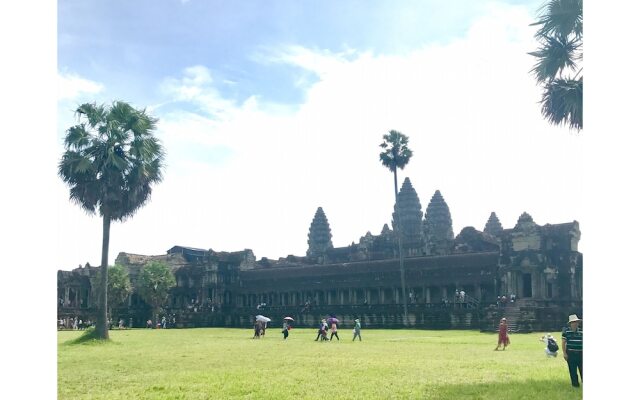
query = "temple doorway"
xmin=522 ymin=273 xmax=532 ymax=298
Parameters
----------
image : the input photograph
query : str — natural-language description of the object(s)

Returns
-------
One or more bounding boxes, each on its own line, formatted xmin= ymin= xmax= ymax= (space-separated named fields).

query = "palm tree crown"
xmin=379 ymin=130 xmax=413 ymax=177
xmin=58 ymin=101 xmax=165 ymax=220
xmin=529 ymin=0 xmax=583 ymax=131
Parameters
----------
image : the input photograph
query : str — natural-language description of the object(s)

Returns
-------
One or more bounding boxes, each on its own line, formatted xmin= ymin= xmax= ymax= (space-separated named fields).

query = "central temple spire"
xmin=392 ymin=177 xmax=424 ymax=256
xmin=306 ymin=207 xmax=333 ymax=263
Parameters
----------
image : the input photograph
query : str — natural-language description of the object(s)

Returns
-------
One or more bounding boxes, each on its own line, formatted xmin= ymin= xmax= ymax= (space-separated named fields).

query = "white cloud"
xmin=56 ymin=3 xmax=584 ymax=269
xmin=160 ymin=65 xmax=239 ymax=120
xmin=57 ymin=71 xmax=104 ymax=101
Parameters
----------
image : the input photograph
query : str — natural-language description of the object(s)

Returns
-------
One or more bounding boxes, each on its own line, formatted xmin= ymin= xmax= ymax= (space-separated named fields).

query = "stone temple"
xmin=57 ymin=177 xmax=582 ymax=331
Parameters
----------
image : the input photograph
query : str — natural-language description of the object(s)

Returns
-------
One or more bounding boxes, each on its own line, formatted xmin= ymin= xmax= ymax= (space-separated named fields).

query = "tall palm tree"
xmin=379 ymin=130 xmax=413 ymax=326
xmin=529 ymin=0 xmax=583 ymax=131
xmin=59 ymin=101 xmax=165 ymax=339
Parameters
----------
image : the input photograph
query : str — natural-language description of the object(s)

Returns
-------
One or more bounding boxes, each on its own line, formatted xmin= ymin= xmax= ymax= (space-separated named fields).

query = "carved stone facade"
xmin=58 ymin=182 xmax=582 ymax=331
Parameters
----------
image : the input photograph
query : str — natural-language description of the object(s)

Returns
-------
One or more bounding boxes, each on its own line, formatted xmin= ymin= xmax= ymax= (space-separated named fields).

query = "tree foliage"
xmin=137 ymin=260 xmax=176 ymax=313
xmin=90 ymin=264 xmax=133 ymax=315
xmin=107 ymin=264 xmax=133 ymax=311
xmin=58 ymin=101 xmax=165 ymax=220
xmin=529 ymin=0 xmax=583 ymax=131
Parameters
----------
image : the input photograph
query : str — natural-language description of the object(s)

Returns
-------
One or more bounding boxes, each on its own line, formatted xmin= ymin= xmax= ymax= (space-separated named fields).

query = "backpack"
xmin=547 ymin=337 xmax=559 ymax=352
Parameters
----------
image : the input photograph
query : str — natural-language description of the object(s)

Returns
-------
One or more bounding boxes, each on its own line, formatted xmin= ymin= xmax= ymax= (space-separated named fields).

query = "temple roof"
xmin=239 ymin=251 xmax=499 ymax=290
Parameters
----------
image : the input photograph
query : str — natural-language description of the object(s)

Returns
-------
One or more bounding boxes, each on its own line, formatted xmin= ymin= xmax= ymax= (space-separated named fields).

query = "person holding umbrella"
xmin=253 ymin=318 xmax=262 ymax=339
xmin=328 ymin=316 xmax=340 ymax=341
xmin=282 ymin=317 xmax=294 ymax=340
xmin=255 ymin=315 xmax=271 ymax=338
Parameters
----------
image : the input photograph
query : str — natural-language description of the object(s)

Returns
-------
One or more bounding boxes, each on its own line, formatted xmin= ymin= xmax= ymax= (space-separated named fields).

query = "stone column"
xmin=425 ymin=287 xmax=431 ymax=303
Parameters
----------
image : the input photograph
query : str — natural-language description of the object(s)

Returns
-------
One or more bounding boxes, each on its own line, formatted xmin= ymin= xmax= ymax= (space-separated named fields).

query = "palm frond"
xmin=76 ymin=102 xmax=106 ymax=128
xmin=540 ymin=78 xmax=582 ymax=130
xmin=529 ymin=35 xmax=579 ymax=82
xmin=532 ymin=0 xmax=582 ymax=40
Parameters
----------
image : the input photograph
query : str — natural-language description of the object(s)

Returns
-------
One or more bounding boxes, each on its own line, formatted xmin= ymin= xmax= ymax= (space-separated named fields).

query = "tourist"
xmin=352 ymin=318 xmax=362 ymax=341
xmin=540 ymin=333 xmax=559 ymax=357
xmin=253 ymin=319 xmax=262 ymax=339
xmin=146 ymin=319 xmax=153 ymax=329
xmin=118 ymin=319 xmax=124 ymax=329
xmin=501 ymin=295 xmax=507 ymax=307
xmin=460 ymin=290 xmax=466 ymax=305
xmin=282 ymin=319 xmax=290 ymax=340
xmin=510 ymin=293 xmax=516 ymax=303
xmin=315 ymin=319 xmax=328 ymax=341
xmin=497 ymin=296 xmax=501 ymax=308
xmin=161 ymin=316 xmax=167 ymax=329
xmin=329 ymin=320 xmax=339 ymax=341
xmin=562 ymin=314 xmax=583 ymax=388
xmin=494 ymin=317 xmax=510 ymax=350
xmin=129 ymin=317 xmax=133 ymax=328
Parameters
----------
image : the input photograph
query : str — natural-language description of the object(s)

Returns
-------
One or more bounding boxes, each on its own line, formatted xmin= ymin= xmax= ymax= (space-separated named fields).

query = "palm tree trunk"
xmin=393 ymin=168 xmax=409 ymax=327
xmin=96 ymin=213 xmax=111 ymax=339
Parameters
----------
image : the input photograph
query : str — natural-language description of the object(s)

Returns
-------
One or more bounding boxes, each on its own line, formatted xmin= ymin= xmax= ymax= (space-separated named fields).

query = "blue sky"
xmin=56 ymin=0 xmax=587 ymax=270
xmin=59 ymin=0 xmax=537 ymax=108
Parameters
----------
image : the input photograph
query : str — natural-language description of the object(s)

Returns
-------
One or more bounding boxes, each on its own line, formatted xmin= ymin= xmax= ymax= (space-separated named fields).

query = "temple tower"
xmin=306 ymin=207 xmax=333 ymax=263
xmin=483 ymin=212 xmax=504 ymax=237
xmin=423 ymin=190 xmax=454 ymax=255
xmin=391 ymin=178 xmax=424 ymax=256
xmin=514 ymin=211 xmax=537 ymax=231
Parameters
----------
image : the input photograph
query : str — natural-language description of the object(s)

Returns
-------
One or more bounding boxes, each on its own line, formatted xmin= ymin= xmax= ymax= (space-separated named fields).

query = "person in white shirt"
xmin=540 ymin=333 xmax=559 ymax=357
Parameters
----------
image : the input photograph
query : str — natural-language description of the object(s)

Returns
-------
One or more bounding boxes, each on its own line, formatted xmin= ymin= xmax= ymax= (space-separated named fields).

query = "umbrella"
xmin=327 ymin=317 xmax=339 ymax=324
xmin=283 ymin=317 xmax=294 ymax=321
xmin=256 ymin=315 xmax=271 ymax=322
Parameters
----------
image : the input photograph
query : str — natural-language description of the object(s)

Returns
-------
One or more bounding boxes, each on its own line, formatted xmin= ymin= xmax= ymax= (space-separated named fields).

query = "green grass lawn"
xmin=58 ymin=328 xmax=582 ymax=399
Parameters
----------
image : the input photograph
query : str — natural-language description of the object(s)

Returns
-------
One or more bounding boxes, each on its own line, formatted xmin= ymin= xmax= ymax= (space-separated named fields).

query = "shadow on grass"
xmin=422 ymin=378 xmax=583 ymax=400
xmin=63 ymin=327 xmax=120 ymax=346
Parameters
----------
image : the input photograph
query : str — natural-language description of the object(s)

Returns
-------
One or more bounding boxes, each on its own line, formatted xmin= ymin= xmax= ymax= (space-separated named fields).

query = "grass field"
xmin=58 ymin=328 xmax=582 ymax=399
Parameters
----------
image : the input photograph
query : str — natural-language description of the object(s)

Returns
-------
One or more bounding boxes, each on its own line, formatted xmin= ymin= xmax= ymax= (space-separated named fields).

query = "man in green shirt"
xmin=562 ymin=314 xmax=583 ymax=388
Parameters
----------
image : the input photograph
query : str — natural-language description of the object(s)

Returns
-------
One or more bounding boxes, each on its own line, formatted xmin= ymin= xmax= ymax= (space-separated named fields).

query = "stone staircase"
xmin=496 ymin=304 xmax=521 ymax=332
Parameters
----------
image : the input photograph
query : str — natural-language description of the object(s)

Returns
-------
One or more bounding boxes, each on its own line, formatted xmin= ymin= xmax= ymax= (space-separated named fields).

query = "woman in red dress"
xmin=495 ymin=317 xmax=510 ymax=351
